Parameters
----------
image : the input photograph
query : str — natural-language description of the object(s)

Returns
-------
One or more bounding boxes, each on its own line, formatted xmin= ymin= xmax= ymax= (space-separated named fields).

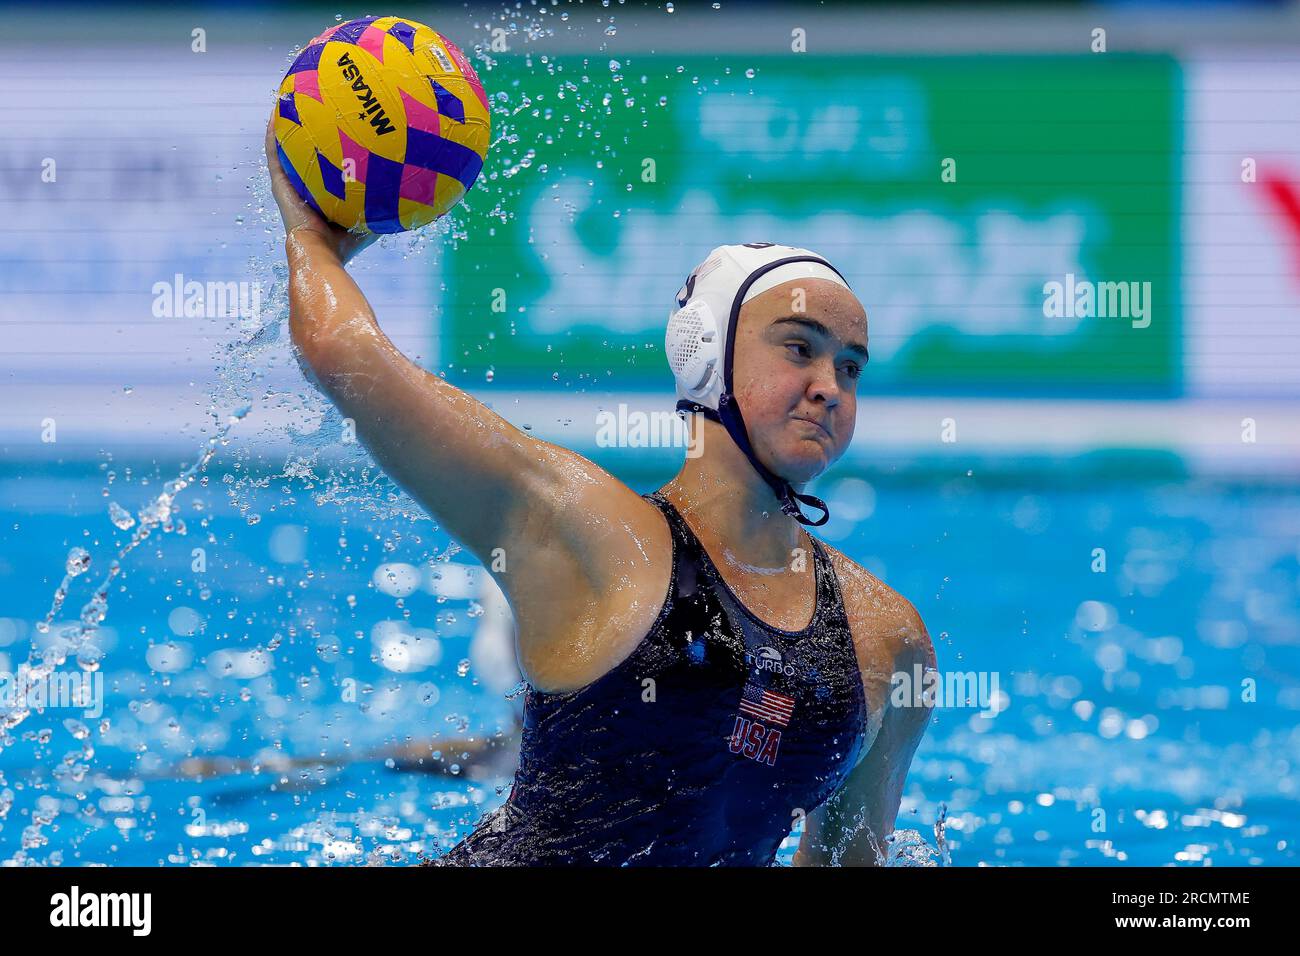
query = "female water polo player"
xmin=266 ymin=125 xmax=936 ymax=866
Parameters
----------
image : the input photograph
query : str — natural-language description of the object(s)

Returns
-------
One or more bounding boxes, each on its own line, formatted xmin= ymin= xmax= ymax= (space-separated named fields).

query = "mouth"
xmin=791 ymin=416 xmax=832 ymax=440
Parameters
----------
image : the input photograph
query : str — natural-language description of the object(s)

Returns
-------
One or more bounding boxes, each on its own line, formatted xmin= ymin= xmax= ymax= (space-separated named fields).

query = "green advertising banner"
xmin=442 ymin=54 xmax=1179 ymax=397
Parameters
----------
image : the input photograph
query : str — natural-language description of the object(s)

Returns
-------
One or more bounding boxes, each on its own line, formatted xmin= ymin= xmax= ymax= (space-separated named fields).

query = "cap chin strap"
xmin=675 ymin=397 xmax=830 ymax=527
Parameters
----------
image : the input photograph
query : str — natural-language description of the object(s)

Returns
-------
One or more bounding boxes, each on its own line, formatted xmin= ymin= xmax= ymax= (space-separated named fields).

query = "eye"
xmin=841 ymin=362 xmax=863 ymax=380
xmin=785 ymin=341 xmax=812 ymax=359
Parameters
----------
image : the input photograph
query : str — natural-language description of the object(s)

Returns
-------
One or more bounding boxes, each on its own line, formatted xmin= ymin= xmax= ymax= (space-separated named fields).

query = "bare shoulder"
xmin=821 ymin=543 xmax=936 ymax=679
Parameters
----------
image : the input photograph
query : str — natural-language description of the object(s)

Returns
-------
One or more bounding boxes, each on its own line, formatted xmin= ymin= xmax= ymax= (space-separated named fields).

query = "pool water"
xmin=0 ymin=458 xmax=1295 ymax=866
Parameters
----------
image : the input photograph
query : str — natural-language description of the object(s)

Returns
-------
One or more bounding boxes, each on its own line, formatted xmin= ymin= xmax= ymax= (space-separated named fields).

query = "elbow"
xmin=291 ymin=330 xmax=357 ymax=398
xmin=290 ymin=325 xmax=336 ymax=381
xmin=288 ymin=300 xmax=380 ymax=384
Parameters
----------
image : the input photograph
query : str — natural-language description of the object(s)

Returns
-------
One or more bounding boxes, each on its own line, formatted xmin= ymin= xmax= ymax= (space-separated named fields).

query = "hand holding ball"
xmin=272 ymin=16 xmax=491 ymax=235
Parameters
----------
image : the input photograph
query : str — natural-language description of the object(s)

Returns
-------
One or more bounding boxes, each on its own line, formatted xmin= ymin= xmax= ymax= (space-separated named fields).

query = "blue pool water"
xmin=0 ymin=456 xmax=1296 ymax=866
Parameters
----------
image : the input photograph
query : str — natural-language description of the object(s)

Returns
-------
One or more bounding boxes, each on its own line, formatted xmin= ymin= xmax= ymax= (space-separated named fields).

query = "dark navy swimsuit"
xmin=436 ymin=490 xmax=868 ymax=866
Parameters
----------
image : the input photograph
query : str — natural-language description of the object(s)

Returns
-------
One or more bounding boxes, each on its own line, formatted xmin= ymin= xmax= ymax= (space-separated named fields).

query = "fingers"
xmin=266 ymin=109 xmax=329 ymax=238
xmin=265 ymin=112 xmax=283 ymax=183
xmin=265 ymin=114 xmax=294 ymax=199
xmin=265 ymin=101 xmax=376 ymax=263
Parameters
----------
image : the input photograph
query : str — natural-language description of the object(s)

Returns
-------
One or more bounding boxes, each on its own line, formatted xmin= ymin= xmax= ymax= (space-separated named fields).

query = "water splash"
xmin=934 ymin=801 xmax=951 ymax=865
xmin=1 ymin=410 xmax=247 ymax=864
xmin=883 ymin=828 xmax=940 ymax=867
xmin=11 ymin=428 xmax=232 ymax=727
xmin=35 ymin=547 xmax=92 ymax=636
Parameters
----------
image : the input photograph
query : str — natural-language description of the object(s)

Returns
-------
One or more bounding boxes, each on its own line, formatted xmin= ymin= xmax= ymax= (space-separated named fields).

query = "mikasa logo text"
xmin=337 ymin=52 xmax=397 ymax=136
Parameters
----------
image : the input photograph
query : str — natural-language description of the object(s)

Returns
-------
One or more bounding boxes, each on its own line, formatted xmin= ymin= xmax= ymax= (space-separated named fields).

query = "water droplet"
xmin=108 ymin=502 xmax=135 ymax=530
xmin=76 ymin=644 xmax=104 ymax=671
xmin=65 ymin=547 xmax=91 ymax=577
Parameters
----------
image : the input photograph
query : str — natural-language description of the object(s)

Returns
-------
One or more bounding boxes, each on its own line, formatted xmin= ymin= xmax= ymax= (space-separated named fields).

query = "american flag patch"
xmin=738 ymin=682 xmax=795 ymax=727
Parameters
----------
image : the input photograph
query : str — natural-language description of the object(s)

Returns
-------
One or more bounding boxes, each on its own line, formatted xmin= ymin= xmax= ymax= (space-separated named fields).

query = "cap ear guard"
xmin=665 ymin=297 xmax=721 ymax=401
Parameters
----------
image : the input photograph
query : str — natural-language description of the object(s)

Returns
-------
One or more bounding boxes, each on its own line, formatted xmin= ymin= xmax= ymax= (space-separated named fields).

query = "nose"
xmin=807 ymin=360 xmax=842 ymax=410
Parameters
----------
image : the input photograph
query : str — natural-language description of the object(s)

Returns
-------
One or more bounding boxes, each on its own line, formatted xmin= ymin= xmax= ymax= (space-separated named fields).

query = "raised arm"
xmin=793 ymin=598 xmax=936 ymax=866
xmin=264 ymin=122 xmax=667 ymax=678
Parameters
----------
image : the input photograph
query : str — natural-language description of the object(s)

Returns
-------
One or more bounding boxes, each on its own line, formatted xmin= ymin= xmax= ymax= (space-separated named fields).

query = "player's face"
xmin=731 ymin=279 xmax=868 ymax=485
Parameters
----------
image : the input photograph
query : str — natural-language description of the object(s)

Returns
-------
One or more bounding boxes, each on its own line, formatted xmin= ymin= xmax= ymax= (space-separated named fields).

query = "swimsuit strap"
xmin=644 ymin=490 xmax=848 ymax=639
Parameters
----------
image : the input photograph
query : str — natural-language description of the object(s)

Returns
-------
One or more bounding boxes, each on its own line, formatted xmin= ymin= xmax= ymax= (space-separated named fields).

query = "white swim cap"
xmin=664 ymin=242 xmax=853 ymax=526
